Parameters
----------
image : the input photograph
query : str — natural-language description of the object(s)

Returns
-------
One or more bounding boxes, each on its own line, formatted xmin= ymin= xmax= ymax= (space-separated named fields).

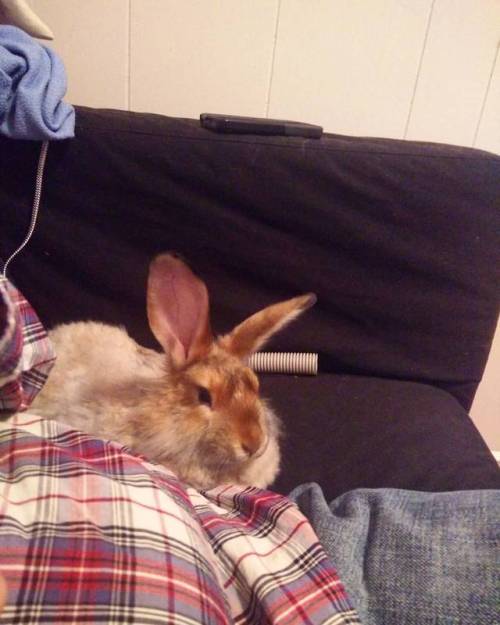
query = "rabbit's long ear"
xmin=220 ymin=293 xmax=316 ymax=359
xmin=147 ymin=253 xmax=212 ymax=368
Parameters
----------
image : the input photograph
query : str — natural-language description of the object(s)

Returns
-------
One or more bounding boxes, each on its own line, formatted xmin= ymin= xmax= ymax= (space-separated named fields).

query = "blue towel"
xmin=0 ymin=25 xmax=74 ymax=140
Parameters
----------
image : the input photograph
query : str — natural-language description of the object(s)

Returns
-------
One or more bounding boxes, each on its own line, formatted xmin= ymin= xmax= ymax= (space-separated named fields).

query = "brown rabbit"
xmin=31 ymin=253 xmax=316 ymax=489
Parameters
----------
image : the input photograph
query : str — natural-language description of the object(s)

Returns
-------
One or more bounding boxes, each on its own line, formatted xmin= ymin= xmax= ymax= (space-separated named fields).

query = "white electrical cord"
xmin=1 ymin=140 xmax=49 ymax=280
xmin=248 ymin=352 xmax=318 ymax=375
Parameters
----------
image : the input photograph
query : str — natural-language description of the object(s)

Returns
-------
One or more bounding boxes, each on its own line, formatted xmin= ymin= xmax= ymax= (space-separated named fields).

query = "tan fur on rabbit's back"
xmin=32 ymin=253 xmax=316 ymax=490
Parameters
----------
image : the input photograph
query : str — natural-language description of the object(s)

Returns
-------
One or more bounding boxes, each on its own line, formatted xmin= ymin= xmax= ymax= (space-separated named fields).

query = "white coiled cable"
xmin=1 ymin=140 xmax=49 ymax=280
xmin=248 ymin=352 xmax=318 ymax=375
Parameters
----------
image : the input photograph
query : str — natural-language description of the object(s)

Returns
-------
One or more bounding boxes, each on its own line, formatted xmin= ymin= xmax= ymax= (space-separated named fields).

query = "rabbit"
xmin=31 ymin=253 xmax=316 ymax=490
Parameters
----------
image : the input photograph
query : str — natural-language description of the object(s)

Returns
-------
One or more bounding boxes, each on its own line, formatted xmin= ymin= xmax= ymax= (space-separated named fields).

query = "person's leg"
xmin=289 ymin=484 xmax=500 ymax=625
xmin=0 ymin=573 xmax=5 ymax=615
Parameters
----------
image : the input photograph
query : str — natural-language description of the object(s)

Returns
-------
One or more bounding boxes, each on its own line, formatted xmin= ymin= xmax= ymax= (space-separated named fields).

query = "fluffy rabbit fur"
xmin=32 ymin=253 xmax=316 ymax=489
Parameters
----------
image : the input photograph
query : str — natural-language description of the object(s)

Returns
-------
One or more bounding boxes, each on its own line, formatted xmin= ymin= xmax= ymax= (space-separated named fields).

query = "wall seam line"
xmin=127 ymin=0 xmax=132 ymax=110
xmin=403 ymin=0 xmax=436 ymax=139
xmin=265 ymin=0 xmax=282 ymax=118
xmin=472 ymin=40 xmax=499 ymax=147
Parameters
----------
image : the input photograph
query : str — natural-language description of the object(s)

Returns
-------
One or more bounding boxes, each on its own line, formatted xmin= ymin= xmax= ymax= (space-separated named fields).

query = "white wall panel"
xmin=130 ymin=0 xmax=279 ymax=118
xmin=474 ymin=45 xmax=500 ymax=155
xmin=471 ymin=320 xmax=500 ymax=450
xmin=268 ymin=0 xmax=433 ymax=137
xmin=406 ymin=0 xmax=500 ymax=147
xmin=30 ymin=0 xmax=130 ymax=109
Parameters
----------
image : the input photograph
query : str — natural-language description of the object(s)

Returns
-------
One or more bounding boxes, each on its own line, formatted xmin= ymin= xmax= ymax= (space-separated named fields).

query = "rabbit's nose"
xmin=241 ymin=441 xmax=258 ymax=457
xmin=241 ymin=436 xmax=261 ymax=457
xmin=237 ymin=417 xmax=263 ymax=457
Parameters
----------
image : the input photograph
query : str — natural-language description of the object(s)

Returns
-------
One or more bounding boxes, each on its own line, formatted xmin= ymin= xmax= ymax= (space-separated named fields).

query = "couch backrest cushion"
xmin=1 ymin=106 xmax=499 ymax=409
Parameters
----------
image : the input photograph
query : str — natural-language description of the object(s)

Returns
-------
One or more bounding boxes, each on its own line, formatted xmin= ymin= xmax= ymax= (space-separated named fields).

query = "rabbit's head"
xmin=135 ymin=253 xmax=315 ymax=489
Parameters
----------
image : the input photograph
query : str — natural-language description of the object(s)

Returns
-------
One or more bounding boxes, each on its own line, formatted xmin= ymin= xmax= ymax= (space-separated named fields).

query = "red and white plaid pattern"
xmin=0 ymin=415 xmax=360 ymax=624
xmin=0 ymin=281 xmax=361 ymax=624
xmin=0 ymin=278 xmax=55 ymax=411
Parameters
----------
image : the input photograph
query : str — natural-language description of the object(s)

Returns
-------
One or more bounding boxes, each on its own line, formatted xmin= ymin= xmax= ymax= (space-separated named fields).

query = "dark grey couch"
xmin=1 ymin=106 xmax=498 ymax=499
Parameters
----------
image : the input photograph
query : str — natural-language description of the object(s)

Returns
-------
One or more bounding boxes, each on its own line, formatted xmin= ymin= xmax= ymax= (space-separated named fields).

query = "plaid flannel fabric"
xmin=0 ymin=282 xmax=360 ymax=624
xmin=0 ymin=278 xmax=55 ymax=411
xmin=0 ymin=416 xmax=360 ymax=624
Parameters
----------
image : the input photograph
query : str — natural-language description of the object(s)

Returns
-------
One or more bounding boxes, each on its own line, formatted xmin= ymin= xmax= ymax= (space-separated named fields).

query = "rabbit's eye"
xmin=197 ymin=386 xmax=212 ymax=408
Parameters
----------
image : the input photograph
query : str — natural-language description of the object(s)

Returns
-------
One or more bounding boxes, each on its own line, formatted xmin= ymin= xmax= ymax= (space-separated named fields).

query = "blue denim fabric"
xmin=288 ymin=484 xmax=500 ymax=625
